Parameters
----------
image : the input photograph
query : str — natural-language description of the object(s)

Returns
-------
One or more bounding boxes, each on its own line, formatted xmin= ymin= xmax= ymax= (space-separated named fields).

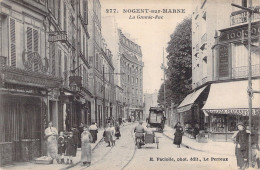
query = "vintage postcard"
xmin=0 ymin=0 xmax=259 ymax=169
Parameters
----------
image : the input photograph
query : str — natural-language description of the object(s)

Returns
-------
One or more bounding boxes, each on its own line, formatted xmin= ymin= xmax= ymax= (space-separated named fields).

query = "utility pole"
xmin=162 ymin=48 xmax=166 ymax=115
xmin=231 ymin=1 xmax=260 ymax=167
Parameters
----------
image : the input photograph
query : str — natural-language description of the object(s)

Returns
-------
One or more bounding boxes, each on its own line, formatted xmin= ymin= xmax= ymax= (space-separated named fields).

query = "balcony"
xmin=230 ymin=9 xmax=260 ymax=26
xmin=232 ymin=64 xmax=260 ymax=78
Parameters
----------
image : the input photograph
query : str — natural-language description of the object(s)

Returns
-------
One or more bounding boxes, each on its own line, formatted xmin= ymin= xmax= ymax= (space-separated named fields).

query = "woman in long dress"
xmin=81 ymin=126 xmax=93 ymax=167
xmin=89 ymin=122 xmax=98 ymax=143
xmin=173 ymin=122 xmax=184 ymax=148
xmin=103 ymin=123 xmax=112 ymax=147
xmin=44 ymin=121 xmax=58 ymax=162
xmin=115 ymin=122 xmax=121 ymax=139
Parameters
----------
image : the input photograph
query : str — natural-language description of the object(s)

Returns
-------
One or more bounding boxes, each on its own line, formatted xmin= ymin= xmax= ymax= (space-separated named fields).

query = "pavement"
xmin=2 ymin=122 xmax=134 ymax=170
xmin=163 ymin=125 xmax=236 ymax=157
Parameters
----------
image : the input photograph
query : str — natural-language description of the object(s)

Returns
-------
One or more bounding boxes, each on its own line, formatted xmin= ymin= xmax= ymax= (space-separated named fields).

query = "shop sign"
xmin=219 ymin=22 xmax=260 ymax=43
xmin=204 ymin=109 xmax=260 ymax=116
xmin=48 ymin=31 xmax=68 ymax=43
xmin=218 ymin=45 xmax=229 ymax=78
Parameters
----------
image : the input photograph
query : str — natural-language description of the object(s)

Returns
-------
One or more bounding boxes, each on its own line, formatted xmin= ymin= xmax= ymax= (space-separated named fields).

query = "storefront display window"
xmin=210 ymin=115 xmax=226 ymax=132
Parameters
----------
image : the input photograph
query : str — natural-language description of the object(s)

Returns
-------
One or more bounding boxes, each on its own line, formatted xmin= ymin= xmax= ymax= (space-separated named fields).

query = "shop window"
xmin=210 ymin=115 xmax=226 ymax=133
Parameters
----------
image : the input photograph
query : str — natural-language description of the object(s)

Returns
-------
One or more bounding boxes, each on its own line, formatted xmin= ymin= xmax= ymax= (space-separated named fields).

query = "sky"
xmin=101 ymin=0 xmax=192 ymax=93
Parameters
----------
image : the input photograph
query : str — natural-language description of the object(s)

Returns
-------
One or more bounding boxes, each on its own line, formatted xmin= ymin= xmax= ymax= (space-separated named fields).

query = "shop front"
xmin=202 ymin=79 xmax=260 ymax=142
xmin=0 ymin=65 xmax=61 ymax=165
xmin=177 ymin=86 xmax=209 ymax=138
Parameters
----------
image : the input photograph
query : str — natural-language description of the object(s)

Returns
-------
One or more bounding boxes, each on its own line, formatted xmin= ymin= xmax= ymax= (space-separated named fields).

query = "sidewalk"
xmin=2 ymin=122 xmax=135 ymax=170
xmin=163 ymin=125 xmax=236 ymax=157
xmin=2 ymin=128 xmax=105 ymax=170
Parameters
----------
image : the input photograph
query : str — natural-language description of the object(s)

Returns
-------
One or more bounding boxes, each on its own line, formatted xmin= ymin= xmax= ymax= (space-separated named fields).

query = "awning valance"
xmin=177 ymin=86 xmax=207 ymax=113
xmin=202 ymin=79 xmax=260 ymax=116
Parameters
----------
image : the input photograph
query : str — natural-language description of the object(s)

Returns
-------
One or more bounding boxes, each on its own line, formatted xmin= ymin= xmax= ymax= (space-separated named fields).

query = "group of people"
xmin=172 ymin=121 xmax=260 ymax=170
xmin=45 ymin=121 xmax=99 ymax=167
xmin=103 ymin=121 xmax=121 ymax=147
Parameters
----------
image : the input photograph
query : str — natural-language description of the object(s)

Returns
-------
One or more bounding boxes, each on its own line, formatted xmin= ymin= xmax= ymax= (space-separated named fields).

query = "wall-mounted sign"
xmin=48 ymin=31 xmax=68 ymax=43
xmin=219 ymin=22 xmax=260 ymax=43
xmin=218 ymin=45 xmax=229 ymax=78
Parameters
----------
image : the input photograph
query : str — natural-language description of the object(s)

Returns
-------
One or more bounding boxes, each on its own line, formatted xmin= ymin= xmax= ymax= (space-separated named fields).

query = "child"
xmin=65 ymin=132 xmax=75 ymax=164
xmin=110 ymin=123 xmax=116 ymax=146
xmin=57 ymin=131 xmax=66 ymax=164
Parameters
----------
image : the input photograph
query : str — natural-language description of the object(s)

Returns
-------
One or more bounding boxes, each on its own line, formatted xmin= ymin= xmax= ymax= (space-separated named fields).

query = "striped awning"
xmin=202 ymin=79 xmax=260 ymax=116
xmin=177 ymin=86 xmax=207 ymax=113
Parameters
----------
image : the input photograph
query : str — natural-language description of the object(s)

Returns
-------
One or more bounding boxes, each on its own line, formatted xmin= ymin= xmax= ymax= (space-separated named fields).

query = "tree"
xmin=158 ymin=17 xmax=192 ymax=106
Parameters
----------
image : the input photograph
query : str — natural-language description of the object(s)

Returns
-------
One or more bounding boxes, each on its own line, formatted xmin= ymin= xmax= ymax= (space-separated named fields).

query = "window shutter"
xmin=10 ymin=18 xmax=16 ymax=67
xmin=83 ymin=0 xmax=88 ymax=24
xmin=64 ymin=4 xmax=67 ymax=31
xmin=50 ymin=43 xmax=55 ymax=75
xmin=64 ymin=55 xmax=68 ymax=86
xmin=58 ymin=49 xmax=61 ymax=77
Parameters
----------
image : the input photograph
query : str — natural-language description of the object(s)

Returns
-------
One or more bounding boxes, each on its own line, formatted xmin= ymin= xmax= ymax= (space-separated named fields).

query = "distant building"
xmin=144 ymin=90 xmax=158 ymax=119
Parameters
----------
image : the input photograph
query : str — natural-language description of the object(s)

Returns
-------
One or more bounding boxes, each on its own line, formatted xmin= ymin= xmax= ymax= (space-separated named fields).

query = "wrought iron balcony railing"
xmin=232 ymin=64 xmax=260 ymax=78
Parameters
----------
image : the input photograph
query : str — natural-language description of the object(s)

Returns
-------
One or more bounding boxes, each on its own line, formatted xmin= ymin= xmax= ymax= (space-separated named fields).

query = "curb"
xmin=163 ymin=131 xmax=235 ymax=157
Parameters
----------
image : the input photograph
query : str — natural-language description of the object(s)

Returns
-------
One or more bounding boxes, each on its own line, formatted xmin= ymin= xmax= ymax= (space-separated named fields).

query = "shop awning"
xmin=202 ymin=79 xmax=260 ymax=116
xmin=177 ymin=86 xmax=208 ymax=113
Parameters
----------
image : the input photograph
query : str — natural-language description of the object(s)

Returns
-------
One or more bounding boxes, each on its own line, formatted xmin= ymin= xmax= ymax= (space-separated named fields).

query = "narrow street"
xmin=69 ymin=123 xmax=238 ymax=170
xmin=70 ymin=123 xmax=136 ymax=170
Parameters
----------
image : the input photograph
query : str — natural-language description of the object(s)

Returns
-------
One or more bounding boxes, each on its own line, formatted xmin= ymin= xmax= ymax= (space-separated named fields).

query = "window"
xmin=242 ymin=0 xmax=247 ymax=7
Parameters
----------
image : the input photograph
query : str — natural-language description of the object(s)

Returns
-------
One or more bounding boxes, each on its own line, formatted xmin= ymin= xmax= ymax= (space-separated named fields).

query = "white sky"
xmin=101 ymin=0 xmax=192 ymax=93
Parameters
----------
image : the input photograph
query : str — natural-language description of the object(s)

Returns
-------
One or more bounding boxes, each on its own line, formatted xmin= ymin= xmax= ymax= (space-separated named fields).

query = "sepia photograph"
xmin=0 ymin=0 xmax=260 ymax=169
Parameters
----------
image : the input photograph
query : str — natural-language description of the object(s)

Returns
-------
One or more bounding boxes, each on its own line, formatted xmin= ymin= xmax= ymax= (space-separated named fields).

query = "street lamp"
xmin=231 ymin=1 xmax=260 ymax=167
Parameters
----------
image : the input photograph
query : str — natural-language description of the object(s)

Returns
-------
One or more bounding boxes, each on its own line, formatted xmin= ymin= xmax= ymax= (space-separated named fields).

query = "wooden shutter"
xmin=33 ymin=29 xmax=39 ymax=71
xmin=10 ymin=18 xmax=16 ymax=67
xmin=50 ymin=43 xmax=55 ymax=75
xmin=83 ymin=0 xmax=88 ymax=24
xmin=64 ymin=4 xmax=67 ymax=31
xmin=58 ymin=49 xmax=62 ymax=77
xmin=64 ymin=55 xmax=68 ymax=86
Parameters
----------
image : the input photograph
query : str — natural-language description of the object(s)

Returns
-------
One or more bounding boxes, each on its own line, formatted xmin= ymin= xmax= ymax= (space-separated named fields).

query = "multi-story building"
xmin=88 ymin=0 xmax=115 ymax=127
xmin=119 ymin=30 xmax=144 ymax=121
xmin=0 ymin=0 xmax=91 ymax=165
xmin=102 ymin=16 xmax=124 ymax=120
xmin=177 ymin=0 xmax=260 ymax=142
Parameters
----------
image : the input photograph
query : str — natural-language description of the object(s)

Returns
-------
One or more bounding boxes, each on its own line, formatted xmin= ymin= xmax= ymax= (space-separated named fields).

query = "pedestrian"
xmin=103 ymin=123 xmax=112 ymax=147
xmin=44 ymin=121 xmax=58 ymax=163
xmin=232 ymin=122 xmax=250 ymax=170
xmin=115 ymin=121 xmax=121 ymax=139
xmin=81 ymin=126 xmax=93 ymax=167
xmin=173 ymin=122 xmax=184 ymax=148
xmin=57 ymin=131 xmax=66 ymax=164
xmin=65 ymin=132 xmax=75 ymax=164
xmin=71 ymin=124 xmax=79 ymax=154
xmin=89 ymin=122 xmax=98 ymax=143
xmin=110 ymin=123 xmax=116 ymax=146
xmin=78 ymin=122 xmax=84 ymax=148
